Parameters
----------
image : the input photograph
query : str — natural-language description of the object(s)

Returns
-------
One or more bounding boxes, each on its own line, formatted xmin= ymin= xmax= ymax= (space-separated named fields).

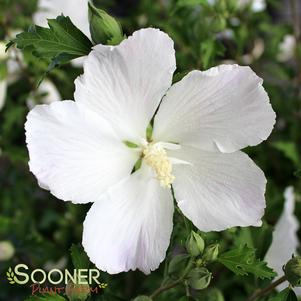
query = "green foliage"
xmin=272 ymin=142 xmax=300 ymax=166
xmin=70 ymin=244 xmax=90 ymax=270
xmin=218 ymin=245 xmax=276 ymax=279
xmin=9 ymin=15 xmax=92 ymax=72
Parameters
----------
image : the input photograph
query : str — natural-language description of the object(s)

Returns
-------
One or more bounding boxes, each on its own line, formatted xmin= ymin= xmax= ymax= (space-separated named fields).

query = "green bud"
xmin=88 ymin=1 xmax=124 ymax=45
xmin=187 ymin=267 xmax=212 ymax=290
xmin=65 ymin=281 xmax=91 ymax=301
xmin=133 ymin=296 xmax=152 ymax=301
xmin=186 ymin=231 xmax=205 ymax=257
xmin=168 ymin=254 xmax=190 ymax=278
xmin=284 ymin=256 xmax=301 ymax=287
xmin=203 ymin=244 xmax=219 ymax=262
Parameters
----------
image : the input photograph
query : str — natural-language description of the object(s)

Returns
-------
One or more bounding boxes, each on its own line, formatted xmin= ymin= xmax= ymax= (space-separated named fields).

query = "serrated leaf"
xmin=70 ymin=244 xmax=90 ymax=270
xmin=9 ymin=15 xmax=92 ymax=73
xmin=218 ymin=245 xmax=276 ymax=279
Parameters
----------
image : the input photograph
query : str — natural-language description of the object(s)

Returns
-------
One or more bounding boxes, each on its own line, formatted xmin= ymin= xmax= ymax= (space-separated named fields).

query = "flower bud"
xmin=284 ymin=256 xmax=301 ymax=287
xmin=186 ymin=231 xmax=205 ymax=257
xmin=65 ymin=281 xmax=91 ymax=301
xmin=88 ymin=1 xmax=123 ymax=45
xmin=0 ymin=241 xmax=15 ymax=261
xmin=203 ymin=244 xmax=219 ymax=262
xmin=187 ymin=267 xmax=212 ymax=290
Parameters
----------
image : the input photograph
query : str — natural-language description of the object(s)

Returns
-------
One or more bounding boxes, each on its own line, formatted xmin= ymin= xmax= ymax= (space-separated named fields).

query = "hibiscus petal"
xmin=170 ymin=146 xmax=266 ymax=231
xmin=153 ymin=65 xmax=276 ymax=153
xmin=265 ymin=187 xmax=301 ymax=294
xmin=25 ymin=101 xmax=138 ymax=203
xmin=82 ymin=165 xmax=174 ymax=274
xmin=74 ymin=28 xmax=176 ymax=142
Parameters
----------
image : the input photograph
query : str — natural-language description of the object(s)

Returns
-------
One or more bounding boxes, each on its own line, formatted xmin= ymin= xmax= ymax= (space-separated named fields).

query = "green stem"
xmin=246 ymin=275 xmax=287 ymax=301
xmin=149 ymin=260 xmax=194 ymax=299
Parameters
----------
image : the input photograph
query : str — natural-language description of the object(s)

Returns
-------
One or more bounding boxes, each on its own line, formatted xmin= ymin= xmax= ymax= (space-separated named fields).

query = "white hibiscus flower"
xmin=25 ymin=28 xmax=276 ymax=274
xmin=265 ymin=187 xmax=301 ymax=295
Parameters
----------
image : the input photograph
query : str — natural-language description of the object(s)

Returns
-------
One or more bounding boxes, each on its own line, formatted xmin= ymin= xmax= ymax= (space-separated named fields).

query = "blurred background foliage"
xmin=0 ymin=0 xmax=301 ymax=300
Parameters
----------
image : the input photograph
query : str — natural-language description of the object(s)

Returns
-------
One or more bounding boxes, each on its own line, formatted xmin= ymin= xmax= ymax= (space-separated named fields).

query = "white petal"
xmin=82 ymin=165 xmax=174 ymax=274
xmin=0 ymin=79 xmax=7 ymax=111
xmin=170 ymin=146 xmax=266 ymax=231
xmin=25 ymin=101 xmax=138 ymax=203
xmin=265 ymin=187 xmax=301 ymax=294
xmin=154 ymin=65 xmax=276 ymax=153
xmin=74 ymin=28 xmax=176 ymax=142
xmin=33 ymin=0 xmax=90 ymax=38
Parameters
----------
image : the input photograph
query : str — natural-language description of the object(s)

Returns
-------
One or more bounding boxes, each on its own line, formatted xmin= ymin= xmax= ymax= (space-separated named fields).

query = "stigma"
xmin=142 ymin=142 xmax=175 ymax=188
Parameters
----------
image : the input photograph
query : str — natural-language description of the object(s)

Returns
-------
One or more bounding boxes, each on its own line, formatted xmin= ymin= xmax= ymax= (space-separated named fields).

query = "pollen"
xmin=143 ymin=142 xmax=175 ymax=188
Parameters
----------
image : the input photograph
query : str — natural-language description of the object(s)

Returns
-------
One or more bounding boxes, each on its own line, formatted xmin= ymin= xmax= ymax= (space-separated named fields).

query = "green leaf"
xmin=70 ymin=244 xmax=90 ymax=270
xmin=270 ymin=288 xmax=297 ymax=301
xmin=10 ymin=15 xmax=92 ymax=72
xmin=272 ymin=142 xmax=300 ymax=166
xmin=218 ymin=245 xmax=276 ymax=279
xmin=88 ymin=1 xmax=124 ymax=45
xmin=236 ymin=222 xmax=273 ymax=259
xmin=25 ymin=293 xmax=67 ymax=301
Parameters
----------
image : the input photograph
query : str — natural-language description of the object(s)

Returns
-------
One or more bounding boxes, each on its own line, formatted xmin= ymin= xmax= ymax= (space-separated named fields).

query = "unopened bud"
xmin=187 ymin=267 xmax=212 ymax=290
xmin=88 ymin=1 xmax=123 ymax=45
xmin=186 ymin=231 xmax=205 ymax=257
xmin=203 ymin=244 xmax=219 ymax=262
xmin=66 ymin=281 xmax=91 ymax=301
xmin=285 ymin=256 xmax=301 ymax=287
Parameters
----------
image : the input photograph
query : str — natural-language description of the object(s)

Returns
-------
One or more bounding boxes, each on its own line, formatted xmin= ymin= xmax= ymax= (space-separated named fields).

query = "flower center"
xmin=142 ymin=142 xmax=175 ymax=188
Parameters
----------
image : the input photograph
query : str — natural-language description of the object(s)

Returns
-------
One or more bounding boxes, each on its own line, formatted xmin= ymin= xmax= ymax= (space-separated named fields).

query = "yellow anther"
xmin=143 ymin=143 xmax=175 ymax=188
